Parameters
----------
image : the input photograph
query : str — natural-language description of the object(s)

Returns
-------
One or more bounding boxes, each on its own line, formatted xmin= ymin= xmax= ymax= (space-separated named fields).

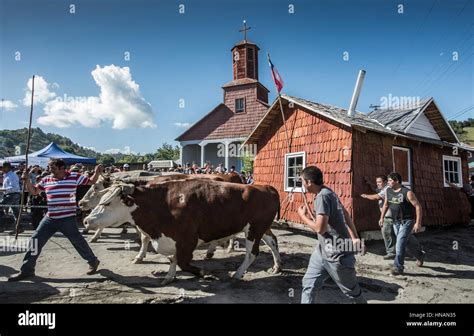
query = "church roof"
xmin=175 ymin=100 xmax=269 ymax=142
xmin=222 ymin=78 xmax=270 ymax=92
xmin=233 ymin=40 xmax=259 ymax=48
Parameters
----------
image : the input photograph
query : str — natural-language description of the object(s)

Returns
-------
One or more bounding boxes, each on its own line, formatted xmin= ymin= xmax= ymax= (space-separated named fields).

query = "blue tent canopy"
xmin=5 ymin=142 xmax=96 ymax=165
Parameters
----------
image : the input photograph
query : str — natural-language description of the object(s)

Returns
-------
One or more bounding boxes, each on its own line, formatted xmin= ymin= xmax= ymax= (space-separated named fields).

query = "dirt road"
xmin=1 ymin=220 xmax=473 ymax=303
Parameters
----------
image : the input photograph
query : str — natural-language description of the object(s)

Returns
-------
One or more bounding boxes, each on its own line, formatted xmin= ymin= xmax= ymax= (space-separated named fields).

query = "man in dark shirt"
xmin=380 ymin=172 xmax=425 ymax=275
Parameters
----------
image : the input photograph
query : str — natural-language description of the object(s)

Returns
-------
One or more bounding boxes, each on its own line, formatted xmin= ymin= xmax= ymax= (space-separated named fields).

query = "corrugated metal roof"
xmin=243 ymin=95 xmax=464 ymax=149
xmin=366 ymin=99 xmax=431 ymax=131
xmin=282 ymin=95 xmax=398 ymax=136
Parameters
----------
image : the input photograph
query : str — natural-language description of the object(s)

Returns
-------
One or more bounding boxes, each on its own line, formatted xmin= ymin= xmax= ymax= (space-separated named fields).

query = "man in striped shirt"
xmin=8 ymin=159 xmax=103 ymax=282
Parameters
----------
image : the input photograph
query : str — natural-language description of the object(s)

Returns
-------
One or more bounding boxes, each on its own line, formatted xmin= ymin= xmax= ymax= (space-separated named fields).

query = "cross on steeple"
xmin=239 ymin=20 xmax=251 ymax=41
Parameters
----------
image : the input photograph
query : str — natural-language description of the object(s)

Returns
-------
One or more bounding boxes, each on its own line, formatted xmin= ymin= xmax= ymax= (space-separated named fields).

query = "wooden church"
xmin=175 ymin=23 xmax=269 ymax=171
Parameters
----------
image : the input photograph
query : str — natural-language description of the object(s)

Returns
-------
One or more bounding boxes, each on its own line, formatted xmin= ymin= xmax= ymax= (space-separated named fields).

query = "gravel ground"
xmin=1 ymin=216 xmax=473 ymax=304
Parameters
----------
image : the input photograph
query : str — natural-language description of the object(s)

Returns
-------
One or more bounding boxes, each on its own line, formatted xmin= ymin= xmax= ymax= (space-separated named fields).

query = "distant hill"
xmin=0 ymin=128 xmax=179 ymax=165
xmin=449 ymin=119 xmax=474 ymax=146
xmin=0 ymin=128 xmax=99 ymax=158
xmin=463 ymin=127 xmax=474 ymax=146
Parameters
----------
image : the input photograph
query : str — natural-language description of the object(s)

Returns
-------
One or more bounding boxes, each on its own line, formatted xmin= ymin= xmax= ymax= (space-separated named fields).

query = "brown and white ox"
xmin=84 ymin=179 xmax=282 ymax=285
xmin=79 ymin=173 xmax=264 ymax=262
xmin=79 ymin=173 xmax=198 ymax=242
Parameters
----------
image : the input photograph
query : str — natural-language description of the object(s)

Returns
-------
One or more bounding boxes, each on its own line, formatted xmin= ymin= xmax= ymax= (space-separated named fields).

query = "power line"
xmin=419 ymin=49 xmax=474 ymax=98
xmin=412 ymin=27 xmax=473 ymax=94
xmin=392 ymin=0 xmax=438 ymax=77
xmin=409 ymin=0 xmax=473 ymax=94
xmin=448 ymin=105 xmax=474 ymax=120
xmin=431 ymin=0 xmax=472 ymax=52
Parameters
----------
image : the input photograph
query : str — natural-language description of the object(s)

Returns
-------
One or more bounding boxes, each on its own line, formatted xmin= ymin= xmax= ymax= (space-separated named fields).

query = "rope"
xmin=302 ymin=189 xmax=317 ymax=222
xmin=279 ymin=187 xmax=295 ymax=221
xmin=0 ymin=204 xmax=80 ymax=210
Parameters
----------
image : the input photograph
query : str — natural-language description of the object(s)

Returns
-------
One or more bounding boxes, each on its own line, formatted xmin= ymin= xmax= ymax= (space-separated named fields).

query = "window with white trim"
xmin=443 ymin=155 xmax=462 ymax=187
xmin=284 ymin=152 xmax=306 ymax=192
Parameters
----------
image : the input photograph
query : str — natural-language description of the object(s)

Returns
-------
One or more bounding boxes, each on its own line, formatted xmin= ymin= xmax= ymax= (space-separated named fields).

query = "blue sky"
xmin=0 ymin=0 xmax=472 ymax=154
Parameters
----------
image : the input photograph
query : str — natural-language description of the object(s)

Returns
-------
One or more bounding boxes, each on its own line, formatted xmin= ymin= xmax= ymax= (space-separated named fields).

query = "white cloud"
xmin=35 ymin=65 xmax=156 ymax=129
xmin=0 ymin=100 xmax=18 ymax=111
xmin=22 ymin=76 xmax=57 ymax=106
xmin=103 ymin=146 xmax=134 ymax=155
xmin=174 ymin=122 xmax=191 ymax=129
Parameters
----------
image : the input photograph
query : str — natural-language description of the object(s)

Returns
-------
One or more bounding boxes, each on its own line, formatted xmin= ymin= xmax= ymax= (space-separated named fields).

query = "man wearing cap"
xmin=0 ymin=162 xmax=22 ymax=233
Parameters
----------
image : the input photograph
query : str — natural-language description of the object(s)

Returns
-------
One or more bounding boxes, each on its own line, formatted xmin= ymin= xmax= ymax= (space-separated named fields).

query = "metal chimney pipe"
xmin=348 ymin=70 xmax=366 ymax=117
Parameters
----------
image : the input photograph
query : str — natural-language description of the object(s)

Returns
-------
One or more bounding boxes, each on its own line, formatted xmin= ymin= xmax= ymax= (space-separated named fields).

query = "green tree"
xmin=98 ymin=155 xmax=115 ymax=166
xmin=155 ymin=143 xmax=180 ymax=160
xmin=242 ymin=152 xmax=254 ymax=173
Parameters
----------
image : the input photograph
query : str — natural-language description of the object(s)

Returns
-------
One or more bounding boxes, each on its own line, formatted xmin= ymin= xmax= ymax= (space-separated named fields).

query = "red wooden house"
xmin=243 ymin=95 xmax=473 ymax=231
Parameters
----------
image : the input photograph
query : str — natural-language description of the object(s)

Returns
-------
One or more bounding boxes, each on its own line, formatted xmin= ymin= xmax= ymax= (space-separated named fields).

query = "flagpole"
xmin=15 ymin=75 xmax=35 ymax=240
xmin=267 ymin=53 xmax=291 ymax=153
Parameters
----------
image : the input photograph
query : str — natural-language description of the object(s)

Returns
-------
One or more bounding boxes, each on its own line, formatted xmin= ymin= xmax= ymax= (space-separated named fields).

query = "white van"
xmin=148 ymin=160 xmax=177 ymax=170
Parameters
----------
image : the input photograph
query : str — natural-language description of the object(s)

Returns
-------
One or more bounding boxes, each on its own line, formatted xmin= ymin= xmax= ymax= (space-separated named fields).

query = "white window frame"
xmin=392 ymin=146 xmax=412 ymax=187
xmin=442 ymin=155 xmax=463 ymax=187
xmin=284 ymin=151 xmax=306 ymax=192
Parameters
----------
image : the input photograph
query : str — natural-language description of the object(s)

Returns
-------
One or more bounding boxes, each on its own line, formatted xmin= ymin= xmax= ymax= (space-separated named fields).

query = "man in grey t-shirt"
xmin=298 ymin=166 xmax=366 ymax=304
xmin=315 ymin=187 xmax=353 ymax=261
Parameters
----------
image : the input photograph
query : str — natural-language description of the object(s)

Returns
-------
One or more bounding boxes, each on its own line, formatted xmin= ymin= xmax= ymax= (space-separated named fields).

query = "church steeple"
xmin=231 ymin=20 xmax=259 ymax=81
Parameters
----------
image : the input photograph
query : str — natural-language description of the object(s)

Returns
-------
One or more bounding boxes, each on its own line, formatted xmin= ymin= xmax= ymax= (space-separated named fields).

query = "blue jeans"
xmin=0 ymin=193 xmax=21 ymax=226
xmin=301 ymin=248 xmax=366 ymax=304
xmin=384 ymin=217 xmax=423 ymax=257
xmin=393 ymin=219 xmax=423 ymax=271
xmin=20 ymin=215 xmax=98 ymax=274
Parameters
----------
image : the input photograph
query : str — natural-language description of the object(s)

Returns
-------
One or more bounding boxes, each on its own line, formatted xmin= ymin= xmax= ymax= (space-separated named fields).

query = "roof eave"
xmin=175 ymin=103 xmax=226 ymax=142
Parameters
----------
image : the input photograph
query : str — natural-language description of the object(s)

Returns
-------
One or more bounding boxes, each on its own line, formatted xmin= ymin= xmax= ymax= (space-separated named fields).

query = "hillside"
xmin=463 ymin=127 xmax=474 ymax=146
xmin=0 ymin=128 xmax=179 ymax=165
xmin=0 ymin=128 xmax=99 ymax=158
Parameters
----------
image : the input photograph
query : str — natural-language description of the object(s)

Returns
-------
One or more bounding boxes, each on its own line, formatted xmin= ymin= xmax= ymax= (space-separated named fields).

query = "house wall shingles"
xmin=352 ymin=130 xmax=471 ymax=231
xmin=253 ymin=107 xmax=354 ymax=225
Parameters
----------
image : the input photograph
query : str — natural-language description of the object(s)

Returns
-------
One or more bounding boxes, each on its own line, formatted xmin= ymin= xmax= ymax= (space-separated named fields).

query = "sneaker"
xmin=383 ymin=254 xmax=396 ymax=260
xmin=8 ymin=272 xmax=35 ymax=282
xmin=390 ymin=267 xmax=404 ymax=275
xmin=86 ymin=259 xmax=100 ymax=275
xmin=416 ymin=251 xmax=426 ymax=267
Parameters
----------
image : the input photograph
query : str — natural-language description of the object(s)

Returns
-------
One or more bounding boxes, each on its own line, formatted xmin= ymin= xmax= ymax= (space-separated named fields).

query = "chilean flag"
xmin=268 ymin=55 xmax=284 ymax=94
